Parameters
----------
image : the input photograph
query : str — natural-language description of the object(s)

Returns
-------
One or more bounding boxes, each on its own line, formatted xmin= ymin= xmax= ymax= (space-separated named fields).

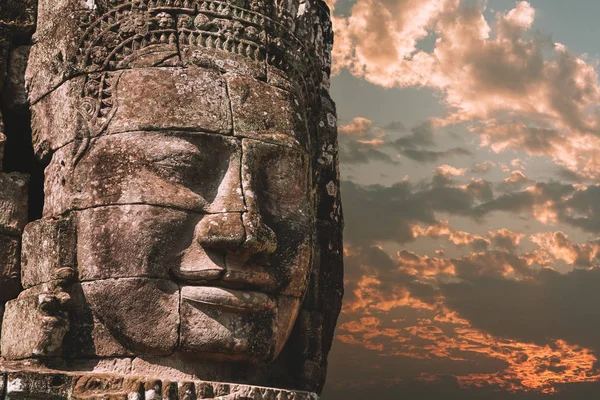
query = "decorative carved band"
xmin=75 ymin=0 xmax=322 ymax=89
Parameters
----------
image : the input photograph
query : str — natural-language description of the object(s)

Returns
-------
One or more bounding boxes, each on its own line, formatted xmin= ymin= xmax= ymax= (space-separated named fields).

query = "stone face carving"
xmin=0 ymin=0 xmax=343 ymax=396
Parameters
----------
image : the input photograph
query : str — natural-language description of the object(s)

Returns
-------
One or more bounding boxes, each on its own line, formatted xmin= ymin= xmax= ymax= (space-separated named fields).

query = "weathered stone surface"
xmin=241 ymin=138 xmax=312 ymax=298
xmin=109 ymin=68 xmax=232 ymax=135
xmin=31 ymin=68 xmax=233 ymax=157
xmin=5 ymin=371 xmax=73 ymax=399
xmin=314 ymin=94 xmax=342 ymax=224
xmin=1 ymin=284 xmax=70 ymax=360
xmin=0 ymin=0 xmax=36 ymax=35
xmin=0 ymin=369 xmax=319 ymax=399
xmin=179 ymin=285 xmax=277 ymax=360
xmin=80 ymin=278 xmax=179 ymax=355
xmin=21 ymin=217 xmax=76 ymax=288
xmin=64 ymin=283 xmax=132 ymax=358
xmin=75 ymin=205 xmax=189 ymax=281
xmin=228 ymin=75 xmax=309 ymax=150
xmin=44 ymin=132 xmax=245 ymax=217
xmin=0 ymin=172 xmax=28 ymax=235
xmin=181 ymin=45 xmax=267 ymax=79
xmin=7 ymin=0 xmax=343 ymax=395
xmin=2 ymin=45 xmax=30 ymax=109
xmin=29 ymin=76 xmax=86 ymax=158
xmin=0 ymin=235 xmax=21 ymax=303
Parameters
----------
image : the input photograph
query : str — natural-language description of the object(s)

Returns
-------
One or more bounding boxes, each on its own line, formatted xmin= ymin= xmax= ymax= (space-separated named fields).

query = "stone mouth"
xmin=173 ymin=252 xmax=279 ymax=294
xmin=180 ymin=285 xmax=275 ymax=313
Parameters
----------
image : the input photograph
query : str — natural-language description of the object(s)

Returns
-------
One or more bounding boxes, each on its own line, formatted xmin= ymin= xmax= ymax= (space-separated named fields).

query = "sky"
xmin=321 ymin=1 xmax=600 ymax=398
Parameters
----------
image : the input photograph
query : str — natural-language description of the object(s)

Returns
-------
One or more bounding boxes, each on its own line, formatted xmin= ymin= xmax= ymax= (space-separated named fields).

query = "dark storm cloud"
xmin=441 ymin=267 xmax=600 ymax=354
xmin=382 ymin=120 xmax=407 ymax=132
xmin=390 ymin=121 xmax=436 ymax=149
xmin=561 ymin=185 xmax=600 ymax=232
xmin=398 ymin=147 xmax=472 ymax=163
xmin=339 ymin=139 xmax=400 ymax=165
xmin=341 ymin=179 xmax=476 ymax=245
xmin=324 ymin=370 xmax=600 ymax=400
xmin=390 ymin=121 xmax=473 ymax=163
xmin=342 ymin=174 xmax=600 ymax=248
xmin=474 ymin=181 xmax=575 ymax=217
xmin=338 ymin=119 xmax=472 ymax=166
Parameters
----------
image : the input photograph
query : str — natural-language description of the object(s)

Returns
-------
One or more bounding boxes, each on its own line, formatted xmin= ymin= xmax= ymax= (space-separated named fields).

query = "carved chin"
xmin=179 ymin=287 xmax=301 ymax=362
xmin=78 ymin=277 xmax=302 ymax=362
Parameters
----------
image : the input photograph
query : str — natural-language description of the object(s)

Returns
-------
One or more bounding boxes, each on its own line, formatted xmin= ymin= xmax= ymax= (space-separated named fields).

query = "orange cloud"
xmin=435 ymin=164 xmax=468 ymax=177
xmin=330 ymin=1 xmax=600 ymax=179
xmin=338 ymin=308 xmax=600 ymax=393
xmin=505 ymin=171 xmax=528 ymax=184
xmin=530 ymin=231 xmax=600 ymax=267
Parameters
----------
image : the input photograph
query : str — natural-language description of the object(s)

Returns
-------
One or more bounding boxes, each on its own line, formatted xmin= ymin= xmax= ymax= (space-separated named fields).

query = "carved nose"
xmin=196 ymin=213 xmax=245 ymax=252
xmin=195 ymin=212 xmax=277 ymax=256
xmin=240 ymin=212 xmax=277 ymax=255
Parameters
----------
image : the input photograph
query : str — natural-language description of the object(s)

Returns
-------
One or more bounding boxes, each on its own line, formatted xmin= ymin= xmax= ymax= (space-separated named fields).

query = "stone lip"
xmin=181 ymin=286 xmax=275 ymax=313
xmin=0 ymin=364 xmax=319 ymax=399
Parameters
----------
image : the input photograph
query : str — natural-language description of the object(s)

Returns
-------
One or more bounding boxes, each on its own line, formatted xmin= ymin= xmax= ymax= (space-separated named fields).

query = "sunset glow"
xmin=325 ymin=0 xmax=600 ymax=398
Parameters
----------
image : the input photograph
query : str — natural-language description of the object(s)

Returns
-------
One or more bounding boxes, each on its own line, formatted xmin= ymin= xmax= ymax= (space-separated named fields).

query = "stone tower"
xmin=0 ymin=0 xmax=343 ymax=398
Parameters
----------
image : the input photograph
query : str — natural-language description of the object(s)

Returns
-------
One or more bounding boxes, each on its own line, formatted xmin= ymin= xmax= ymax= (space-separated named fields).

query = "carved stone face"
xmin=66 ymin=131 xmax=312 ymax=361
xmin=2 ymin=0 xmax=343 ymax=392
xmin=27 ymin=64 xmax=313 ymax=362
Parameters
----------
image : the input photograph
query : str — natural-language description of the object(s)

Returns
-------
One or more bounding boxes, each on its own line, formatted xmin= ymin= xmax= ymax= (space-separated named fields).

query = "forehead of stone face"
xmin=108 ymin=68 xmax=232 ymax=136
xmin=44 ymin=132 xmax=245 ymax=217
xmin=228 ymin=75 xmax=310 ymax=151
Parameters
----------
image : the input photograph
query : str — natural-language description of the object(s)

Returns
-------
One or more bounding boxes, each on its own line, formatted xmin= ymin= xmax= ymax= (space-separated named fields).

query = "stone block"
xmin=5 ymin=371 xmax=73 ymax=399
xmin=0 ymin=370 xmax=319 ymax=399
xmin=1 ymin=285 xmax=70 ymax=360
xmin=21 ymin=217 xmax=76 ymax=289
xmin=74 ymin=205 xmax=189 ymax=281
xmin=179 ymin=285 xmax=276 ymax=360
xmin=29 ymin=76 xmax=86 ymax=158
xmin=81 ymin=278 xmax=179 ymax=356
xmin=0 ymin=235 xmax=21 ymax=303
xmin=26 ymin=19 xmax=84 ymax=104
xmin=241 ymin=139 xmax=312 ymax=298
xmin=181 ymin=46 xmax=266 ymax=79
xmin=313 ymin=94 xmax=342 ymax=223
xmin=109 ymin=67 xmax=232 ymax=135
xmin=0 ymin=172 xmax=28 ymax=235
xmin=228 ymin=75 xmax=309 ymax=150
xmin=44 ymin=131 xmax=244 ymax=217
xmin=179 ymin=285 xmax=300 ymax=363
xmin=2 ymin=45 xmax=30 ymax=109
xmin=64 ymin=283 xmax=132 ymax=358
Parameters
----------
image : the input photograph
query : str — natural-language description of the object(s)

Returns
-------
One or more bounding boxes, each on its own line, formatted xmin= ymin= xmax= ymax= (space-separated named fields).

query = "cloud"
xmin=411 ymin=220 xmax=490 ymax=251
xmin=530 ymin=231 xmax=600 ymax=267
xmin=471 ymin=160 xmax=496 ymax=174
xmin=338 ymin=118 xmax=472 ymax=165
xmin=440 ymin=267 xmax=600 ymax=363
xmin=337 ymin=243 xmax=600 ymax=394
xmin=489 ymin=229 xmax=525 ymax=251
xmin=338 ymin=118 xmax=400 ymax=164
xmin=435 ymin=165 xmax=468 ymax=177
xmin=504 ymin=171 xmax=529 ymax=185
xmin=342 ymin=178 xmax=480 ymax=245
xmin=330 ymin=0 xmax=600 ymax=179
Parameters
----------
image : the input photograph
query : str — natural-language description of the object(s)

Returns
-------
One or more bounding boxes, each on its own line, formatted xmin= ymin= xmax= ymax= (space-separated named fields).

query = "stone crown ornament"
xmin=0 ymin=0 xmax=343 ymax=398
